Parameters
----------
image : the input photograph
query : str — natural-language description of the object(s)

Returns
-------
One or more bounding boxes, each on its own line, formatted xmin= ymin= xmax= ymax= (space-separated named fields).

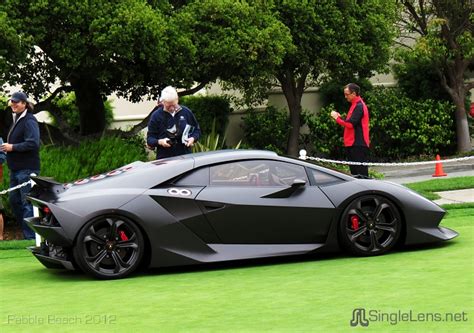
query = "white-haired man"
xmin=147 ymin=86 xmax=201 ymax=159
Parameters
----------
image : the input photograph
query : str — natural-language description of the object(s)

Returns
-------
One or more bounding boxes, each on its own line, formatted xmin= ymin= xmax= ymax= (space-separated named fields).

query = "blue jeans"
xmin=9 ymin=169 xmax=39 ymax=240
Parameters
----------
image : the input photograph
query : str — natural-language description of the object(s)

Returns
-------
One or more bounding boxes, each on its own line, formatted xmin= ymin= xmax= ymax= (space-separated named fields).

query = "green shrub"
xmin=193 ymin=119 xmax=241 ymax=152
xmin=301 ymin=107 xmax=343 ymax=158
xmin=1 ymin=136 xmax=147 ymax=220
xmin=51 ymin=92 xmax=114 ymax=132
xmin=303 ymin=87 xmax=456 ymax=160
xmin=180 ymin=95 xmax=231 ymax=137
xmin=241 ymin=106 xmax=291 ymax=154
xmin=366 ymin=87 xmax=456 ymax=159
xmin=38 ymin=136 xmax=148 ymax=182
xmin=1 ymin=136 xmax=147 ymax=185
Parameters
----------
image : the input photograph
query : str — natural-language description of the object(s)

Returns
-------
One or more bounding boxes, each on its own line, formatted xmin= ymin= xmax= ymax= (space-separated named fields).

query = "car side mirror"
xmin=291 ymin=179 xmax=306 ymax=188
xmin=262 ymin=178 xmax=306 ymax=199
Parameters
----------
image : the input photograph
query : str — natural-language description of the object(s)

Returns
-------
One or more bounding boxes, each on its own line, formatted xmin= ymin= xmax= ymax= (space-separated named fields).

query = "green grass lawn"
xmin=1 ymin=177 xmax=473 ymax=332
xmin=404 ymin=176 xmax=474 ymax=200
xmin=0 ymin=207 xmax=472 ymax=333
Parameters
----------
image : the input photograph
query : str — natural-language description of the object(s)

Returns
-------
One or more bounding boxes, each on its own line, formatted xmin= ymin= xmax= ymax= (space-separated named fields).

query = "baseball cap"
xmin=10 ymin=91 xmax=28 ymax=103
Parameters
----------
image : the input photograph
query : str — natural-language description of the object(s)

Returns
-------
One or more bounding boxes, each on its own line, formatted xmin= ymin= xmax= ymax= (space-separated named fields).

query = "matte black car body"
xmin=26 ymin=150 xmax=458 ymax=279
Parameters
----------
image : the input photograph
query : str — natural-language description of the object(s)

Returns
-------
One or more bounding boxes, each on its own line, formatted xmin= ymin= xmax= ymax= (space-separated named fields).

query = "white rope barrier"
xmin=0 ymin=179 xmax=35 ymax=196
xmin=298 ymin=149 xmax=474 ymax=166
xmin=0 ymin=174 xmax=40 ymax=243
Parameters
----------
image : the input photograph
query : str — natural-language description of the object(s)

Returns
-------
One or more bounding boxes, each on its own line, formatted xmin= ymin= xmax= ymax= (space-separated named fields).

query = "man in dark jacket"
xmin=0 ymin=91 xmax=40 ymax=240
xmin=147 ymin=86 xmax=201 ymax=159
xmin=331 ymin=83 xmax=370 ymax=177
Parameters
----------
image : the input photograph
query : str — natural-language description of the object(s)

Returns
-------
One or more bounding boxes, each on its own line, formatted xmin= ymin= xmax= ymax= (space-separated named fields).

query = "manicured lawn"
xmin=0 ymin=208 xmax=472 ymax=332
xmin=404 ymin=176 xmax=474 ymax=200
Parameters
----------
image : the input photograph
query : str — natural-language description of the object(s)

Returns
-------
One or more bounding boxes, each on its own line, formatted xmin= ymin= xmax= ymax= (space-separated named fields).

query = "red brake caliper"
xmin=351 ymin=215 xmax=360 ymax=230
xmin=119 ymin=230 xmax=129 ymax=241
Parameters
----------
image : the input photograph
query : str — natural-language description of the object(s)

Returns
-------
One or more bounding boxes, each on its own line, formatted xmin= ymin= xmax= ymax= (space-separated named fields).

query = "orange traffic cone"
xmin=432 ymin=154 xmax=447 ymax=177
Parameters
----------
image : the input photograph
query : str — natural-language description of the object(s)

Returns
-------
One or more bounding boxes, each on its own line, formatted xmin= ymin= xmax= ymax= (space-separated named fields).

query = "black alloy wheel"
xmin=339 ymin=195 xmax=402 ymax=256
xmin=73 ymin=215 xmax=144 ymax=279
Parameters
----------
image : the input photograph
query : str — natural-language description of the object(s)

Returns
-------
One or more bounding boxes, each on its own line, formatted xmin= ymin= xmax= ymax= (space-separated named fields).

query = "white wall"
xmin=108 ymin=94 xmax=157 ymax=130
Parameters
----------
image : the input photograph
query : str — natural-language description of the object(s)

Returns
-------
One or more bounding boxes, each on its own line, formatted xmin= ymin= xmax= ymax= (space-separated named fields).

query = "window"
xmin=210 ymin=160 xmax=307 ymax=187
xmin=308 ymin=168 xmax=344 ymax=186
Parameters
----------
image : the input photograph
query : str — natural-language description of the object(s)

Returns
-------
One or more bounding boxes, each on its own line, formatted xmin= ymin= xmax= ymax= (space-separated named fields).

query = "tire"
xmin=73 ymin=215 xmax=144 ymax=279
xmin=339 ymin=195 xmax=402 ymax=256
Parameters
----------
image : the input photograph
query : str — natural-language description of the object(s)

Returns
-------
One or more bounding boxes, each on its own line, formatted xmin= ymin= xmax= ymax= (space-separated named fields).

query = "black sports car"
xmin=26 ymin=150 xmax=457 ymax=279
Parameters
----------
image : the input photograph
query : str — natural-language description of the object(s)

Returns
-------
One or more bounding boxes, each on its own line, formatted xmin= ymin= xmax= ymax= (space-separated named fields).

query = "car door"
xmin=195 ymin=160 xmax=335 ymax=244
xmin=146 ymin=167 xmax=222 ymax=243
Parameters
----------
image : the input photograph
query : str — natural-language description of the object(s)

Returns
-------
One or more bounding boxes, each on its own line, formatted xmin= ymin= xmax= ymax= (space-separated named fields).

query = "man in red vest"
xmin=331 ymin=83 xmax=370 ymax=177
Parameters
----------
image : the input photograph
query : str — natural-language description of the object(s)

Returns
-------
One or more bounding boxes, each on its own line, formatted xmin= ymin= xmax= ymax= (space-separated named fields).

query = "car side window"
xmin=210 ymin=160 xmax=307 ymax=187
xmin=308 ymin=168 xmax=344 ymax=186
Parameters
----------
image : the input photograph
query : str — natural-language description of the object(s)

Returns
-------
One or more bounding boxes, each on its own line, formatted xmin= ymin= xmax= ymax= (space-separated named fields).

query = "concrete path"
xmin=374 ymin=162 xmax=473 ymax=185
xmin=372 ymin=161 xmax=474 ymax=205
xmin=433 ymin=188 xmax=474 ymax=205
xmin=384 ymin=169 xmax=474 ymax=185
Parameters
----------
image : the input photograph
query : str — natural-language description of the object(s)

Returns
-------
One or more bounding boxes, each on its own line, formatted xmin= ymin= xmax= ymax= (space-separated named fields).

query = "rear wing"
xmin=29 ymin=176 xmax=67 ymax=201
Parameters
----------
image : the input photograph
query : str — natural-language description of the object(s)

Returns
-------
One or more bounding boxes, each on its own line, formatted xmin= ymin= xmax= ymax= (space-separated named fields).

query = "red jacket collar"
xmin=351 ymin=96 xmax=362 ymax=105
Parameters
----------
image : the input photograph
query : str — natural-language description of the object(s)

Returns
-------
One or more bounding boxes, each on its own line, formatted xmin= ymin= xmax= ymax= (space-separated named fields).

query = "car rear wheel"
xmin=73 ymin=215 xmax=144 ymax=279
xmin=339 ymin=195 xmax=401 ymax=256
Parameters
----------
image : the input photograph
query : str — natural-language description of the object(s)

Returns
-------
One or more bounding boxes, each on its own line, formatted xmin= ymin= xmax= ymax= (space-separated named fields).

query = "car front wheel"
xmin=73 ymin=215 xmax=144 ymax=279
xmin=339 ymin=195 xmax=402 ymax=256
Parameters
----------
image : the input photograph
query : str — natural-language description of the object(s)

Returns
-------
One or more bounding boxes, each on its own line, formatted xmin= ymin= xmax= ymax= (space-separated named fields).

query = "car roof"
xmin=192 ymin=149 xmax=278 ymax=167
xmin=63 ymin=150 xmax=352 ymax=193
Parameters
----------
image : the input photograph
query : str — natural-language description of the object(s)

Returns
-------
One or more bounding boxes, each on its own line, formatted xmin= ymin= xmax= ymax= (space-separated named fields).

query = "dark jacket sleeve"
xmin=13 ymin=118 xmax=40 ymax=152
xmin=346 ymin=103 xmax=363 ymax=127
xmin=147 ymin=110 xmax=167 ymax=147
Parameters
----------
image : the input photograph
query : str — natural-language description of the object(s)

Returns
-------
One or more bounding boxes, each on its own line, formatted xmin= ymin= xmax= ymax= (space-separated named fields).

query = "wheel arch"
xmin=72 ymin=211 xmax=150 ymax=278
xmin=335 ymin=190 xmax=407 ymax=253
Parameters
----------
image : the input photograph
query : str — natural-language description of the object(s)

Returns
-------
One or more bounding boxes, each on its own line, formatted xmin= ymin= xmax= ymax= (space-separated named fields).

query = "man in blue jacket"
xmin=147 ymin=86 xmax=201 ymax=159
xmin=0 ymin=91 xmax=40 ymax=240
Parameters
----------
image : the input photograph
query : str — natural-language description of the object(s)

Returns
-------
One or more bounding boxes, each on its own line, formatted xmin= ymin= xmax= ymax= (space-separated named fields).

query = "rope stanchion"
xmin=298 ymin=149 xmax=474 ymax=167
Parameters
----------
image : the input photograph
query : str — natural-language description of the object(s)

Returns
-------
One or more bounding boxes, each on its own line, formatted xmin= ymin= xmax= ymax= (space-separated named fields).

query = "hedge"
xmin=303 ymin=86 xmax=456 ymax=160
xmin=180 ymin=95 xmax=231 ymax=137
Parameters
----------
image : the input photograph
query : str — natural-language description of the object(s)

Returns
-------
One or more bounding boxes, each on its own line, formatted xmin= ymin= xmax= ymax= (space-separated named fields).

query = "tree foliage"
xmin=176 ymin=0 xmax=290 ymax=89
xmin=398 ymin=0 xmax=474 ymax=152
xmin=392 ymin=52 xmax=451 ymax=101
xmin=227 ymin=0 xmax=399 ymax=156
xmin=1 ymin=0 xmax=172 ymax=136
xmin=0 ymin=0 xmax=289 ymax=139
xmin=0 ymin=10 xmax=27 ymax=85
